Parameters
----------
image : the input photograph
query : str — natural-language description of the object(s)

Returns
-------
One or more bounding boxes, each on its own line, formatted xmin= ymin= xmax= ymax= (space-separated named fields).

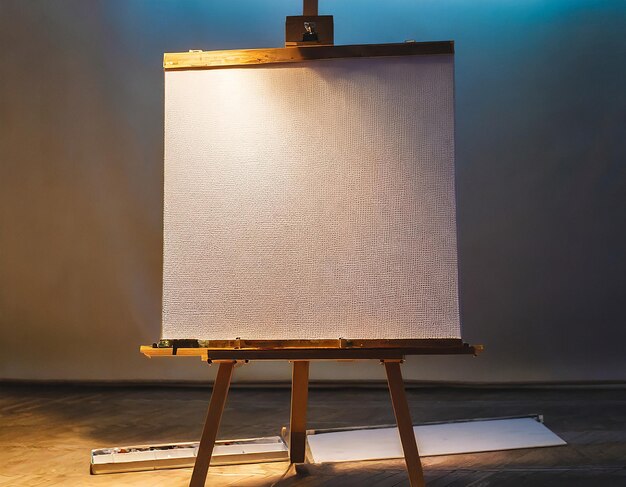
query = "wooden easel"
xmin=190 ymin=359 xmax=421 ymax=487
xmin=156 ymin=2 xmax=472 ymax=482
xmin=141 ymin=340 xmax=481 ymax=487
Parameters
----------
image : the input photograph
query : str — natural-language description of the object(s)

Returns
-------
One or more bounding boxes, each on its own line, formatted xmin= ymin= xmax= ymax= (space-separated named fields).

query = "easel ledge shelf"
xmin=140 ymin=338 xmax=483 ymax=361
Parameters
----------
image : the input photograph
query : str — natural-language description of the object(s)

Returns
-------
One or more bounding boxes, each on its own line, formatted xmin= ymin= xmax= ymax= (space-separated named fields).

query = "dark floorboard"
xmin=0 ymin=384 xmax=624 ymax=486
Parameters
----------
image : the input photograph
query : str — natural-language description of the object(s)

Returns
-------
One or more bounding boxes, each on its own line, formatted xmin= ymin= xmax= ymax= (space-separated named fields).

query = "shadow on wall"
xmin=0 ymin=0 xmax=624 ymax=382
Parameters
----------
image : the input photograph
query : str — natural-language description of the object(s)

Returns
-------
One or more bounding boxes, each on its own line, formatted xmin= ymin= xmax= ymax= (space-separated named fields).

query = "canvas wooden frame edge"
xmin=163 ymin=40 xmax=454 ymax=71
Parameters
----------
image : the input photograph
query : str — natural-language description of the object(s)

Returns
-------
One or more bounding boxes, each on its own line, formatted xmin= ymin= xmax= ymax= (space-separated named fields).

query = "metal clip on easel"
xmin=285 ymin=0 xmax=334 ymax=46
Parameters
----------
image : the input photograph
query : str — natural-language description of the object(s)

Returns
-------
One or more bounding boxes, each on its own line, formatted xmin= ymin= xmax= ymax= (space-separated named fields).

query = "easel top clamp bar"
xmin=140 ymin=338 xmax=483 ymax=361
xmin=163 ymin=41 xmax=454 ymax=71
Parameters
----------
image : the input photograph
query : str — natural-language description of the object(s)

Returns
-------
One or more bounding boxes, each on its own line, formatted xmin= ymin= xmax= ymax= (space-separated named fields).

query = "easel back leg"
xmin=289 ymin=360 xmax=310 ymax=463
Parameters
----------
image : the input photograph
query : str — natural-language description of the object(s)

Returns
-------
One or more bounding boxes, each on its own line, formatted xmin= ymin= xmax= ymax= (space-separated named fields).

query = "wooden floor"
xmin=1 ymin=383 xmax=625 ymax=486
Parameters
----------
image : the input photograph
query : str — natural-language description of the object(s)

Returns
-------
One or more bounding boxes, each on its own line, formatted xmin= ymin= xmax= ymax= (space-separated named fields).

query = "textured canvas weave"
xmin=162 ymin=54 xmax=460 ymax=340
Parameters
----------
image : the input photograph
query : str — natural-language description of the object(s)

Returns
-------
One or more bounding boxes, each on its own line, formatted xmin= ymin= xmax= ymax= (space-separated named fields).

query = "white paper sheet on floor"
xmin=307 ymin=417 xmax=567 ymax=463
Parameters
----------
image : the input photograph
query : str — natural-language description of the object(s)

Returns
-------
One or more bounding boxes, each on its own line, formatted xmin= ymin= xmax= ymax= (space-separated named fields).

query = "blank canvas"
xmin=162 ymin=52 xmax=460 ymax=340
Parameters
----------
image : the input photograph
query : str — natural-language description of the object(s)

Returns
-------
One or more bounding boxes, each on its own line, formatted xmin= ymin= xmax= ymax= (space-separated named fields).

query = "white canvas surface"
xmin=307 ymin=417 xmax=567 ymax=463
xmin=162 ymin=53 xmax=459 ymax=340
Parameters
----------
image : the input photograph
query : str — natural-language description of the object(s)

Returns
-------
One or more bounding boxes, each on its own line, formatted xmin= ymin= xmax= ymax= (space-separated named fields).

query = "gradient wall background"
xmin=1 ymin=0 xmax=625 ymax=383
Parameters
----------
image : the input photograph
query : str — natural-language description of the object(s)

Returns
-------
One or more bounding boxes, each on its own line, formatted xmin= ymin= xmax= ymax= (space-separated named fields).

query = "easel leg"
xmin=189 ymin=361 xmax=235 ymax=487
xmin=289 ymin=360 xmax=310 ymax=463
xmin=384 ymin=360 xmax=425 ymax=487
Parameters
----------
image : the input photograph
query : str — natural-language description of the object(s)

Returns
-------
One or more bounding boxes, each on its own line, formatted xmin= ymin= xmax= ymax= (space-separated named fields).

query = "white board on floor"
xmin=306 ymin=417 xmax=566 ymax=463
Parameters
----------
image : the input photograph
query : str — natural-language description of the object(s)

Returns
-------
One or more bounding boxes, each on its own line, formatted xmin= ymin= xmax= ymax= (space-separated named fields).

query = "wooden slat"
xmin=139 ymin=346 xmax=204 ymax=357
xmin=289 ymin=361 xmax=310 ymax=463
xmin=140 ymin=342 xmax=483 ymax=361
xmin=303 ymin=0 xmax=318 ymax=16
xmin=163 ymin=41 xmax=454 ymax=70
xmin=154 ymin=338 xmax=473 ymax=350
xmin=205 ymin=349 xmax=405 ymax=361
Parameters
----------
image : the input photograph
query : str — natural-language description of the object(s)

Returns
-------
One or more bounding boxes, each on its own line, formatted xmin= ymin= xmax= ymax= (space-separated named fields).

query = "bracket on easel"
xmin=286 ymin=0 xmax=334 ymax=46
